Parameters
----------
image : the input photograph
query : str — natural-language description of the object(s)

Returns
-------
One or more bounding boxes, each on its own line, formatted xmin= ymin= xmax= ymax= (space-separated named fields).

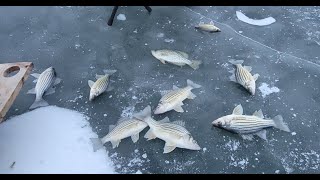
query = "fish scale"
xmin=235 ymin=65 xmax=252 ymax=85
xmin=161 ymin=88 xmax=189 ymax=103
xmin=104 ymin=119 xmax=139 ymax=139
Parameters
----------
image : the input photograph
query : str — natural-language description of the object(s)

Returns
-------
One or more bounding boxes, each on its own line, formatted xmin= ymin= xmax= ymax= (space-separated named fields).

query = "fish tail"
xmin=273 ymin=115 xmax=290 ymax=132
xmin=189 ymin=60 xmax=202 ymax=70
xmin=229 ymin=59 xmax=244 ymax=65
xmin=133 ymin=106 xmax=152 ymax=121
xmin=29 ymin=98 xmax=49 ymax=110
xmin=103 ymin=69 xmax=117 ymax=76
xmin=187 ymin=79 xmax=202 ymax=89
xmin=90 ymin=138 xmax=104 ymax=152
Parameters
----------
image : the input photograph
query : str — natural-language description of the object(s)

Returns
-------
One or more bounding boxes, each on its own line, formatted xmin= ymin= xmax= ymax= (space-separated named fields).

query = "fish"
xmin=228 ymin=59 xmax=259 ymax=95
xmin=212 ymin=104 xmax=291 ymax=141
xmin=151 ymin=49 xmax=202 ymax=70
xmin=88 ymin=69 xmax=117 ymax=101
xmin=90 ymin=116 xmax=148 ymax=151
xmin=195 ymin=22 xmax=221 ymax=32
xmin=133 ymin=106 xmax=201 ymax=153
xmin=27 ymin=67 xmax=62 ymax=109
xmin=154 ymin=79 xmax=202 ymax=114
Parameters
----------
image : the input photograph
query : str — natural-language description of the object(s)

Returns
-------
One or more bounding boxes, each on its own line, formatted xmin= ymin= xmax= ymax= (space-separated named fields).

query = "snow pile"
xmin=0 ymin=106 xmax=116 ymax=174
xmin=236 ymin=11 xmax=276 ymax=26
xmin=258 ymin=83 xmax=280 ymax=98
xmin=117 ymin=14 xmax=126 ymax=21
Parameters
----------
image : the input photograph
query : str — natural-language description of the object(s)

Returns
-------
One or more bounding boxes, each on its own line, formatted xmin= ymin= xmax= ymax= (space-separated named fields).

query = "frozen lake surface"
xmin=0 ymin=6 xmax=319 ymax=174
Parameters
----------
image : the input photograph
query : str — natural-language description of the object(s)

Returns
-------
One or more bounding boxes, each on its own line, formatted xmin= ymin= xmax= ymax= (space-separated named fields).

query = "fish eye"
xmin=217 ymin=121 xmax=222 ymax=126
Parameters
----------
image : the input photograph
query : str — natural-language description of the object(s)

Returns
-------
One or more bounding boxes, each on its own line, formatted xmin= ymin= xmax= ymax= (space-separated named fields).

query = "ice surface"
xmin=236 ymin=11 xmax=276 ymax=26
xmin=0 ymin=106 xmax=116 ymax=174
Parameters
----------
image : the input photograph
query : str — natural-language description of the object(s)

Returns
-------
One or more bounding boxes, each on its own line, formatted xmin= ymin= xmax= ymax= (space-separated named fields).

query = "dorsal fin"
xmin=253 ymin=109 xmax=264 ymax=118
xmin=117 ymin=117 xmax=129 ymax=124
xmin=243 ymin=66 xmax=252 ymax=72
xmin=109 ymin=125 xmax=116 ymax=132
xmin=173 ymin=85 xmax=179 ymax=90
xmin=171 ymin=120 xmax=185 ymax=127
xmin=95 ymin=74 xmax=105 ymax=79
xmin=159 ymin=117 xmax=170 ymax=123
xmin=232 ymin=104 xmax=243 ymax=115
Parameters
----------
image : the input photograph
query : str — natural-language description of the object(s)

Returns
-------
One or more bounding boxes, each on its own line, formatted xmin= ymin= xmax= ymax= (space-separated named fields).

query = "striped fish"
xmin=212 ymin=104 xmax=291 ymax=141
xmin=27 ymin=67 xmax=61 ymax=109
xmin=195 ymin=22 xmax=221 ymax=33
xmin=154 ymin=79 xmax=201 ymax=114
xmin=229 ymin=60 xmax=259 ymax=95
xmin=90 ymin=117 xmax=148 ymax=151
xmin=134 ymin=106 xmax=201 ymax=153
xmin=151 ymin=49 xmax=202 ymax=70
xmin=88 ymin=69 xmax=117 ymax=101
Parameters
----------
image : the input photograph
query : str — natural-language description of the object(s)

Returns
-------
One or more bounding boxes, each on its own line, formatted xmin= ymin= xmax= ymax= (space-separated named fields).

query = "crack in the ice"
xmin=185 ymin=7 xmax=320 ymax=68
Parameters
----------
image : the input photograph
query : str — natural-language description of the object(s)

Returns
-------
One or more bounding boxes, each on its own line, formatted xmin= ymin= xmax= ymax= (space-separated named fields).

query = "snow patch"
xmin=121 ymin=106 xmax=135 ymax=118
xmin=117 ymin=14 xmax=126 ymax=21
xmin=0 ymin=106 xmax=116 ymax=174
xmin=164 ymin=38 xmax=175 ymax=43
xmin=258 ymin=83 xmax=280 ymax=98
xmin=157 ymin=33 xmax=164 ymax=38
xmin=236 ymin=11 xmax=276 ymax=26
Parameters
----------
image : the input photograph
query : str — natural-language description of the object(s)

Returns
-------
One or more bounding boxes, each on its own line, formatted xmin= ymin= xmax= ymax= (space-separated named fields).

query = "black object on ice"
xmin=107 ymin=6 xmax=152 ymax=26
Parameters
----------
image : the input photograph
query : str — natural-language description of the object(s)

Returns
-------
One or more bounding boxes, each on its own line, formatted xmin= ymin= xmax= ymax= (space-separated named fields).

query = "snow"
xmin=258 ymin=83 xmax=280 ymax=98
xmin=236 ymin=11 xmax=276 ymax=26
xmin=117 ymin=14 xmax=126 ymax=21
xmin=0 ymin=106 xmax=116 ymax=174
xmin=157 ymin=33 xmax=164 ymax=38
xmin=164 ymin=38 xmax=175 ymax=43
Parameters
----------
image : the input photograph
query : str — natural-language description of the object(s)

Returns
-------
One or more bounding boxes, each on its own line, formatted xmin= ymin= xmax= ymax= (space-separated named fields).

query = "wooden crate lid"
xmin=0 ymin=62 xmax=33 ymax=123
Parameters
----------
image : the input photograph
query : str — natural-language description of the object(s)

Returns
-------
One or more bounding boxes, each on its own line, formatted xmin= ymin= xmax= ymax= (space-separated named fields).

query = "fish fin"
xmin=253 ymin=109 xmax=264 ymax=118
xmin=253 ymin=74 xmax=260 ymax=81
xmin=88 ymin=80 xmax=94 ymax=88
xmin=44 ymin=87 xmax=55 ymax=96
xmin=173 ymin=105 xmax=184 ymax=113
xmin=95 ymin=74 xmax=105 ymax=79
xmin=228 ymin=69 xmax=235 ymax=74
xmin=163 ymin=142 xmax=176 ymax=153
xmin=29 ymin=98 xmax=49 ymax=110
xmin=117 ymin=117 xmax=129 ymax=125
xmin=176 ymin=51 xmax=189 ymax=59
xmin=189 ymin=60 xmax=202 ymax=70
xmin=273 ymin=115 xmax=290 ymax=132
xmin=106 ymin=85 xmax=114 ymax=92
xmin=109 ymin=125 xmax=116 ymax=132
xmin=172 ymin=85 xmax=180 ymax=90
xmin=27 ymin=88 xmax=36 ymax=94
xmin=240 ymin=134 xmax=254 ymax=141
xmin=229 ymin=74 xmax=237 ymax=82
xmin=144 ymin=129 xmax=157 ymax=140
xmin=229 ymin=59 xmax=244 ymax=65
xmin=187 ymin=79 xmax=202 ymax=89
xmin=131 ymin=133 xmax=140 ymax=143
xmin=159 ymin=59 xmax=166 ymax=64
xmin=54 ymin=78 xmax=62 ymax=86
xmin=159 ymin=117 xmax=170 ymax=123
xmin=232 ymin=104 xmax=243 ymax=115
xmin=110 ymin=140 xmax=121 ymax=149
xmin=255 ymin=129 xmax=267 ymax=141
xmin=103 ymin=69 xmax=117 ymax=76
xmin=33 ymin=79 xmax=38 ymax=83
xmin=187 ymin=92 xmax=196 ymax=99
xmin=160 ymin=90 xmax=171 ymax=96
xmin=90 ymin=138 xmax=104 ymax=152
xmin=243 ymin=66 xmax=252 ymax=72
xmin=31 ymin=73 xmax=40 ymax=79
xmin=133 ymin=106 xmax=152 ymax=121
xmin=171 ymin=120 xmax=185 ymax=127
